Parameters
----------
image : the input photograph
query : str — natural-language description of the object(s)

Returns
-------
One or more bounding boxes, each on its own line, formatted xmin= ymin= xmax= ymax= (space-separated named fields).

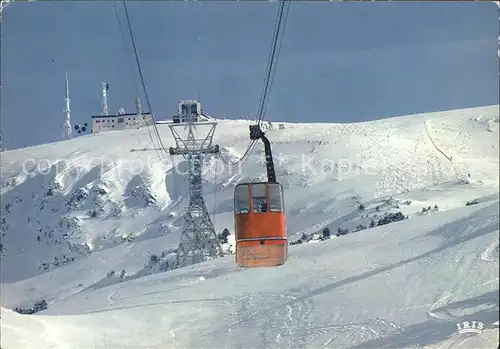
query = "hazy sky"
xmin=1 ymin=1 xmax=498 ymax=150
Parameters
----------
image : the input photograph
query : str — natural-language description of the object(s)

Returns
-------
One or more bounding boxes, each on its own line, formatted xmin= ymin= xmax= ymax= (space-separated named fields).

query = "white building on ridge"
xmin=91 ymin=111 xmax=153 ymax=134
xmin=91 ymin=84 xmax=153 ymax=134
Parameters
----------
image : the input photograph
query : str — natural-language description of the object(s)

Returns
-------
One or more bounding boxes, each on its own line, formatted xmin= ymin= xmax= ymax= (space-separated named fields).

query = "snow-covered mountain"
xmin=1 ymin=105 xmax=499 ymax=348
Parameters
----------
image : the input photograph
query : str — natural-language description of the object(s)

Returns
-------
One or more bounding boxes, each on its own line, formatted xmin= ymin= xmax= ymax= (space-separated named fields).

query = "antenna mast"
xmin=135 ymin=96 xmax=142 ymax=116
xmin=102 ymin=82 xmax=109 ymax=116
xmin=62 ymin=72 xmax=72 ymax=140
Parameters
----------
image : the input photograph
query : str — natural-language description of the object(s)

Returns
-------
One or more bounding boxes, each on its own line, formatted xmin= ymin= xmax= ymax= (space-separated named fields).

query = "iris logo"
xmin=455 ymin=320 xmax=484 ymax=334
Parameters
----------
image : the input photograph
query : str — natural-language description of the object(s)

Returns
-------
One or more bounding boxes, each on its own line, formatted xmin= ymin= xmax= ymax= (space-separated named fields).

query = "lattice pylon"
xmin=168 ymin=120 xmax=223 ymax=268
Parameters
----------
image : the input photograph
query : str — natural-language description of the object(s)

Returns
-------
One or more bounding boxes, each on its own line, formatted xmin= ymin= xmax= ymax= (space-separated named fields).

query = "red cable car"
xmin=234 ymin=125 xmax=288 ymax=268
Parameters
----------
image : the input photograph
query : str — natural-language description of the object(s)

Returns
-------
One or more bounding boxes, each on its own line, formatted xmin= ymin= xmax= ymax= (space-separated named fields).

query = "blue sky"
xmin=1 ymin=1 xmax=498 ymax=150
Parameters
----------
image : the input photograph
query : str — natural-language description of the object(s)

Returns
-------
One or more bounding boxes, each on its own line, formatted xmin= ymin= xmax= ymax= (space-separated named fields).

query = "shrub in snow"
xmin=337 ymin=227 xmax=349 ymax=236
xmin=319 ymin=229 xmax=331 ymax=241
xmin=121 ymin=233 xmax=135 ymax=243
xmin=146 ymin=255 xmax=161 ymax=274
xmin=69 ymin=242 xmax=91 ymax=255
xmin=144 ymin=250 xmax=178 ymax=274
xmin=322 ymin=228 xmax=331 ymax=239
xmin=1 ymin=217 xmax=8 ymax=232
xmin=377 ymin=212 xmax=406 ymax=226
xmin=149 ymin=254 xmax=158 ymax=264
xmin=45 ymin=182 xmax=62 ymax=197
xmin=110 ymin=202 xmax=124 ymax=218
xmin=34 ymin=300 xmax=47 ymax=312
xmin=421 ymin=205 xmax=439 ymax=214
xmin=218 ymin=228 xmax=230 ymax=244
xmin=92 ymin=185 xmax=107 ymax=196
xmin=65 ymin=188 xmax=88 ymax=210
xmin=130 ymin=185 xmax=157 ymax=206
xmin=39 ymin=255 xmax=76 ymax=271
xmin=39 ymin=262 xmax=50 ymax=271
xmin=159 ymin=260 xmax=170 ymax=272
xmin=14 ymin=300 xmax=47 ymax=315
xmin=354 ymin=224 xmax=367 ymax=232
xmin=288 ymin=232 xmax=311 ymax=245
xmin=58 ymin=216 xmax=81 ymax=232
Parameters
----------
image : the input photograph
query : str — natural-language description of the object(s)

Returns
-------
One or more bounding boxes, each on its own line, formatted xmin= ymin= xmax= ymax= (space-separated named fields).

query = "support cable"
xmin=219 ymin=0 xmax=290 ymax=169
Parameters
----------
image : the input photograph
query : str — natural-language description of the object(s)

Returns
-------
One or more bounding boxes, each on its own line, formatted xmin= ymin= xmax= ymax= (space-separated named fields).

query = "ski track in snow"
xmin=427 ymin=215 xmax=499 ymax=322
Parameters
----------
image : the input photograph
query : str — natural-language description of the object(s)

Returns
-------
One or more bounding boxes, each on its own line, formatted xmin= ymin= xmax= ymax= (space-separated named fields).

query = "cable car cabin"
xmin=234 ymin=182 xmax=287 ymax=268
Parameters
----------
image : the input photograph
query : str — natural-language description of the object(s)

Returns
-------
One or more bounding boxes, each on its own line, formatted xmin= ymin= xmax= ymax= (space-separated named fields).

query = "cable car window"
xmin=251 ymin=183 xmax=267 ymax=213
xmin=234 ymin=185 xmax=250 ymax=214
xmin=268 ymin=183 xmax=284 ymax=212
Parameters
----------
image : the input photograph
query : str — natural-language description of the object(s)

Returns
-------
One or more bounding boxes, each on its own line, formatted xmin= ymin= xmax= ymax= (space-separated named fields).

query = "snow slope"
xmin=1 ymin=105 xmax=499 ymax=348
